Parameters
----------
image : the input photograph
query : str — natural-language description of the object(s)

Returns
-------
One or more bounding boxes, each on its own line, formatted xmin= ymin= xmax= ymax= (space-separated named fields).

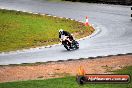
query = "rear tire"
xmin=64 ymin=45 xmax=70 ymax=51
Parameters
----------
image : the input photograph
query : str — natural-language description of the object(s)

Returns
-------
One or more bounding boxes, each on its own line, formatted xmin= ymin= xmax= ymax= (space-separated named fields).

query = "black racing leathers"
xmin=59 ymin=31 xmax=73 ymax=40
xmin=59 ymin=31 xmax=74 ymax=48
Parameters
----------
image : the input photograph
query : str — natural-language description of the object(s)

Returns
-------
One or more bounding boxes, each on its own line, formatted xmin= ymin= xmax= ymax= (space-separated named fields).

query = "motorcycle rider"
xmin=59 ymin=29 xmax=74 ymax=48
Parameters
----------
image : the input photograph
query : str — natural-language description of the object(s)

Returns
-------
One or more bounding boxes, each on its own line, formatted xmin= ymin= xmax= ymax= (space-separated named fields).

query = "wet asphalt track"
xmin=0 ymin=0 xmax=132 ymax=65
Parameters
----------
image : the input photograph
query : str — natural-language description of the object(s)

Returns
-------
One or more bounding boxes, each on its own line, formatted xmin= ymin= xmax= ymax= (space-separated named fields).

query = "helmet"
xmin=59 ymin=29 xmax=63 ymax=34
xmin=59 ymin=29 xmax=63 ymax=32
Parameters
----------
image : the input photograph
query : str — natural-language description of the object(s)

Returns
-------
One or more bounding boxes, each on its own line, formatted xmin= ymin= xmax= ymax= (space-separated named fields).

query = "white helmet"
xmin=59 ymin=29 xmax=63 ymax=33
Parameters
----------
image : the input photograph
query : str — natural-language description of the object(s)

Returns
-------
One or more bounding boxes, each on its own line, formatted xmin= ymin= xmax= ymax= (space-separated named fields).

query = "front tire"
xmin=73 ymin=41 xmax=79 ymax=49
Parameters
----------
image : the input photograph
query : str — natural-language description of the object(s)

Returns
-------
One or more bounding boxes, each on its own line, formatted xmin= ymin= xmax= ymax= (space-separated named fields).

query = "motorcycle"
xmin=60 ymin=36 xmax=79 ymax=51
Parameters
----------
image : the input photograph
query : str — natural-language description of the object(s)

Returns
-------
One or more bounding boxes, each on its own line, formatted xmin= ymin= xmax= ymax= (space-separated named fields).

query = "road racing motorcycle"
xmin=60 ymin=36 xmax=79 ymax=51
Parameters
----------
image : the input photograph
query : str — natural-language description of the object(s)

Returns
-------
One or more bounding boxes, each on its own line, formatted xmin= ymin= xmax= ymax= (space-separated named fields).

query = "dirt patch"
xmin=0 ymin=55 xmax=132 ymax=83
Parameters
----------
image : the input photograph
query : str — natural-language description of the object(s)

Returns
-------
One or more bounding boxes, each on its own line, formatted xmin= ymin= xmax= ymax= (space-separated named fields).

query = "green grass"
xmin=0 ymin=9 xmax=93 ymax=52
xmin=0 ymin=66 xmax=131 ymax=88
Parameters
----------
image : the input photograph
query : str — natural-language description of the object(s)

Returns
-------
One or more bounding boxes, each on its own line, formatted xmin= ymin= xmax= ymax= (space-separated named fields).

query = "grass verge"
xmin=0 ymin=66 xmax=131 ymax=88
xmin=0 ymin=9 xmax=94 ymax=52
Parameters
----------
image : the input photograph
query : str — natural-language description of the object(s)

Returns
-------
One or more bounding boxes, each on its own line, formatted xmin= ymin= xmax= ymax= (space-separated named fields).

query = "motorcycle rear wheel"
xmin=64 ymin=45 xmax=70 ymax=51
